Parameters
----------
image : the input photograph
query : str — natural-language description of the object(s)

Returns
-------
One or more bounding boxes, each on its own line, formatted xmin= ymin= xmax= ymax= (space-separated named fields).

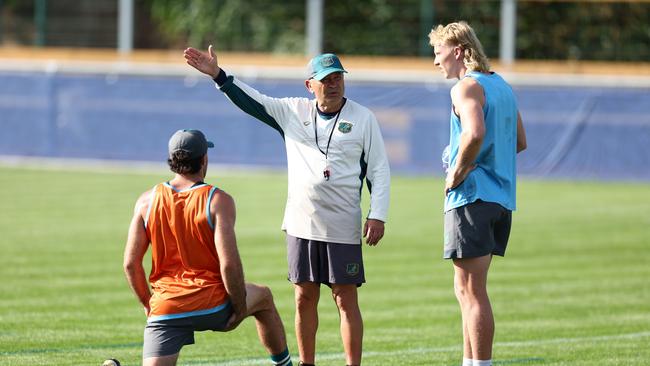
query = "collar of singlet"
xmin=164 ymin=181 xmax=207 ymax=192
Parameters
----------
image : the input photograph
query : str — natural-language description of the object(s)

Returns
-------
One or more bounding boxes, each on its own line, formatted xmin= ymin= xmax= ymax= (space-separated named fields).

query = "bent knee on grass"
xmin=246 ymin=283 xmax=275 ymax=312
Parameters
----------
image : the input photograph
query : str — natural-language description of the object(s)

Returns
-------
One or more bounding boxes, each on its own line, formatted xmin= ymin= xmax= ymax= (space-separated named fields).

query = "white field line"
xmin=197 ymin=331 xmax=650 ymax=365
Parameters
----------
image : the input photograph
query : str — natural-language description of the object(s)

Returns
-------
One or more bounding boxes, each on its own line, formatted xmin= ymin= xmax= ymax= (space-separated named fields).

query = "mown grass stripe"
xmin=180 ymin=331 xmax=650 ymax=365
xmin=1 ymin=342 xmax=142 ymax=356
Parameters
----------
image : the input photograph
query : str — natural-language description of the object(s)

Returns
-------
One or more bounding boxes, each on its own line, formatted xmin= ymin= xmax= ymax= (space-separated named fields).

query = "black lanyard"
xmin=313 ymin=99 xmax=346 ymax=158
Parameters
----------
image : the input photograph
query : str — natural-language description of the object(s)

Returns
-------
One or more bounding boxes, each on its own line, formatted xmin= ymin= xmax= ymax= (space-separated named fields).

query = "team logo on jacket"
xmin=338 ymin=121 xmax=353 ymax=133
xmin=303 ymin=120 xmax=311 ymax=126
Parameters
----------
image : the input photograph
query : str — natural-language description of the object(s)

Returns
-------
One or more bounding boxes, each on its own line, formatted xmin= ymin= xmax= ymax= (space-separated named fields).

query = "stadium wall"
xmin=0 ymin=57 xmax=649 ymax=181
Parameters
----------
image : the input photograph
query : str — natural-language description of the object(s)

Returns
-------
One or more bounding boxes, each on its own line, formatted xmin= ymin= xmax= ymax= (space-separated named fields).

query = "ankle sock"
xmin=473 ymin=360 xmax=492 ymax=366
xmin=271 ymin=348 xmax=292 ymax=366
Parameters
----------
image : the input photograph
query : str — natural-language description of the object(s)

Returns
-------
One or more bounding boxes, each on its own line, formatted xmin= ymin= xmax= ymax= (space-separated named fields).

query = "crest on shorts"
xmin=338 ymin=121 xmax=353 ymax=133
xmin=346 ymin=263 xmax=359 ymax=276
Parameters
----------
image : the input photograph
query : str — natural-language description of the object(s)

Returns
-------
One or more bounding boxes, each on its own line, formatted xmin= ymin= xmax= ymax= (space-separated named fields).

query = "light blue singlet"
xmin=444 ymin=71 xmax=519 ymax=212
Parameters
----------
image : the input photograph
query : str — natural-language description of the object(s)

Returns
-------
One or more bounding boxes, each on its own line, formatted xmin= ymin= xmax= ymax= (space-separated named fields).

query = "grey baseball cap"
xmin=168 ymin=129 xmax=214 ymax=159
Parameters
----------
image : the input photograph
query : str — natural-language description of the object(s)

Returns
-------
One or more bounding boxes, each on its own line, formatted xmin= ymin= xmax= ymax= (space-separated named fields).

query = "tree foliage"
xmin=1 ymin=0 xmax=648 ymax=61
xmin=146 ymin=0 xmax=306 ymax=53
xmin=516 ymin=1 xmax=650 ymax=61
xmin=144 ymin=0 xmax=649 ymax=61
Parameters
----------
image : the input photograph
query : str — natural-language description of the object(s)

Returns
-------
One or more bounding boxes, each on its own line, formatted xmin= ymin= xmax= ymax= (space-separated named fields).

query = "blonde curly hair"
xmin=428 ymin=21 xmax=490 ymax=73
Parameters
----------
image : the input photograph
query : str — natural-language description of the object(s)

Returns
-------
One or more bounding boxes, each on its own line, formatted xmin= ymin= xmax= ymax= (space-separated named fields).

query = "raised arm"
xmin=183 ymin=44 xmax=292 ymax=136
xmin=123 ymin=190 xmax=153 ymax=316
xmin=184 ymin=45 xmax=221 ymax=78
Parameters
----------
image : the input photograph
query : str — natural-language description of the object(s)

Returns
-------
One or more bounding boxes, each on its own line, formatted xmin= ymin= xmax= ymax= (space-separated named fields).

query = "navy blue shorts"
xmin=286 ymin=234 xmax=365 ymax=286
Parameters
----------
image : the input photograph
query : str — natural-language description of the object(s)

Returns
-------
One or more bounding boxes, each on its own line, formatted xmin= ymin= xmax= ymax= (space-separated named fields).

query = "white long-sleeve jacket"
xmin=217 ymin=74 xmax=390 ymax=244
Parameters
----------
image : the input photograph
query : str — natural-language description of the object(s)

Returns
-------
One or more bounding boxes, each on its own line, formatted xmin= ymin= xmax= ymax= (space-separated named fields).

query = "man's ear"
xmin=305 ymin=79 xmax=314 ymax=93
xmin=201 ymin=154 xmax=209 ymax=176
xmin=454 ymin=46 xmax=464 ymax=60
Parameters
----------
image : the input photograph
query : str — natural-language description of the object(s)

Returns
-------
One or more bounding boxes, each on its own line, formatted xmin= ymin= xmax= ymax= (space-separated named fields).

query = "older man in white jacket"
xmin=185 ymin=46 xmax=390 ymax=366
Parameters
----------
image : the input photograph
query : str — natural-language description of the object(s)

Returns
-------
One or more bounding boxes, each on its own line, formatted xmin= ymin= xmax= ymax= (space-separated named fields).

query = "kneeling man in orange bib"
xmin=123 ymin=129 xmax=293 ymax=366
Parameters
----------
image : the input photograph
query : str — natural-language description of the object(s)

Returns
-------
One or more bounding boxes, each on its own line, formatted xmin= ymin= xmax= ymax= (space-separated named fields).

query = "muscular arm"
xmin=123 ymin=191 xmax=153 ymax=316
xmin=211 ymin=191 xmax=247 ymax=317
xmin=446 ymin=78 xmax=486 ymax=193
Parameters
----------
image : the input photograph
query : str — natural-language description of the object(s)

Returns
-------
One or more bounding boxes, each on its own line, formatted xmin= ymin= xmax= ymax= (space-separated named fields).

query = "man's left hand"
xmin=444 ymin=167 xmax=461 ymax=195
xmin=445 ymin=164 xmax=476 ymax=195
xmin=363 ymin=219 xmax=385 ymax=246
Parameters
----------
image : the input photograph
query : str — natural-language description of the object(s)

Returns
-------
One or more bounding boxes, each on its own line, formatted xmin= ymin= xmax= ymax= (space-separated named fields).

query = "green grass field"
xmin=0 ymin=165 xmax=648 ymax=366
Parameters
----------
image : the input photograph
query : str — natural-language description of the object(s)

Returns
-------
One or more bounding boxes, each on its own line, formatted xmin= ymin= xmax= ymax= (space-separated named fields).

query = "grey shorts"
xmin=286 ymin=234 xmax=365 ymax=286
xmin=143 ymin=303 xmax=232 ymax=358
xmin=444 ymin=200 xmax=512 ymax=259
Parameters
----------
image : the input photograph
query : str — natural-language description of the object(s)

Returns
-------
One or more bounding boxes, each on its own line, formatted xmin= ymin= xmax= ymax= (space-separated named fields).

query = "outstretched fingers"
xmin=183 ymin=47 xmax=200 ymax=58
xmin=183 ymin=50 xmax=196 ymax=67
xmin=183 ymin=48 xmax=201 ymax=63
xmin=183 ymin=45 xmax=220 ymax=78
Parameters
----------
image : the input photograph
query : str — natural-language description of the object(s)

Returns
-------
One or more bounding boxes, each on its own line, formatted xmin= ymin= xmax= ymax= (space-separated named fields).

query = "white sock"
xmin=473 ymin=360 xmax=492 ymax=366
xmin=463 ymin=358 xmax=473 ymax=366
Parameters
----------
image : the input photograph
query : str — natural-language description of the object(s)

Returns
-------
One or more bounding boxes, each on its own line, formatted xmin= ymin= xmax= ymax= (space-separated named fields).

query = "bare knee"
xmin=248 ymin=283 xmax=275 ymax=311
xmin=143 ymin=354 xmax=179 ymax=366
xmin=454 ymin=280 xmax=466 ymax=302
xmin=331 ymin=285 xmax=359 ymax=314
xmin=259 ymin=285 xmax=274 ymax=308
xmin=295 ymin=284 xmax=320 ymax=311
xmin=455 ymin=279 xmax=489 ymax=308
